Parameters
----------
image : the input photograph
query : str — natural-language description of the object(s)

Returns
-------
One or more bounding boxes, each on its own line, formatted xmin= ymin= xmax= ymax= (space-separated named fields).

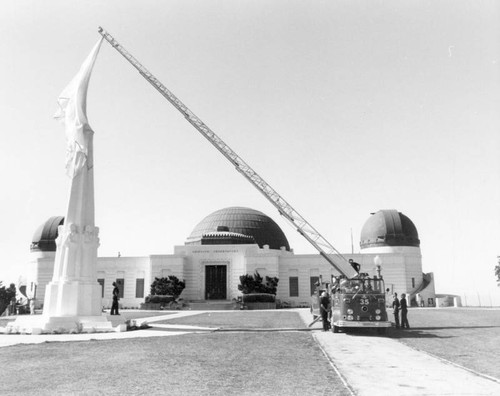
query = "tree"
xmin=150 ymin=276 xmax=186 ymax=297
xmin=238 ymin=272 xmax=279 ymax=295
xmin=495 ymin=263 xmax=500 ymax=286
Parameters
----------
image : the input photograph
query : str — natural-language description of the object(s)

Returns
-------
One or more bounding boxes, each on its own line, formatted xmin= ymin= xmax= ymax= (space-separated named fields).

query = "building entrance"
xmin=205 ymin=265 xmax=227 ymax=300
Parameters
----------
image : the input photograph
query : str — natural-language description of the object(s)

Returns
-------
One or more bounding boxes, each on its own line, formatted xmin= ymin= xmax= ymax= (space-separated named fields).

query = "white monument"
xmin=9 ymin=38 xmax=114 ymax=333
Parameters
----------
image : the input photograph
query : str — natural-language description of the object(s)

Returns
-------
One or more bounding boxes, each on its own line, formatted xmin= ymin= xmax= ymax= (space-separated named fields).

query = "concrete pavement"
xmin=294 ymin=309 xmax=500 ymax=396
xmin=0 ymin=311 xmax=217 ymax=348
xmin=314 ymin=331 xmax=500 ymax=395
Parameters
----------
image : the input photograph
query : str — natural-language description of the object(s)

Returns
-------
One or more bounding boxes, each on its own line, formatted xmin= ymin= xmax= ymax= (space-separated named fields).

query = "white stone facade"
xmin=27 ymin=241 xmax=435 ymax=309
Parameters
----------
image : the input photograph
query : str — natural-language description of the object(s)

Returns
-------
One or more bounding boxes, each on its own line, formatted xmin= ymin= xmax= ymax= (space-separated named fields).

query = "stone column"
xmin=41 ymin=128 xmax=111 ymax=330
xmin=9 ymin=129 xmax=114 ymax=333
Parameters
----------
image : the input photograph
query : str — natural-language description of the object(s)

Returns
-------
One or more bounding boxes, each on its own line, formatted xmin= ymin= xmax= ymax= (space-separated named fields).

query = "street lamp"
xmin=374 ymin=255 xmax=382 ymax=278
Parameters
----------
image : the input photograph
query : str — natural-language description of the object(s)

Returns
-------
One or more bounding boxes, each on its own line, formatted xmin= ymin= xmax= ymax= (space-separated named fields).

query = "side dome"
xmin=360 ymin=210 xmax=419 ymax=249
xmin=31 ymin=216 xmax=64 ymax=252
xmin=186 ymin=207 xmax=290 ymax=251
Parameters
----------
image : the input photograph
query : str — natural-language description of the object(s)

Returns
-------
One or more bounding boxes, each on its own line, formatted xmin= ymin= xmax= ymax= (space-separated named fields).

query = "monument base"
xmin=43 ymin=279 xmax=103 ymax=318
xmin=5 ymin=314 xmax=118 ymax=334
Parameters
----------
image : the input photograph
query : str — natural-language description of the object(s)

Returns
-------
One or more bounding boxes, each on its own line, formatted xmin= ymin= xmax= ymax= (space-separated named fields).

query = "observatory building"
xmin=27 ymin=207 xmax=436 ymax=309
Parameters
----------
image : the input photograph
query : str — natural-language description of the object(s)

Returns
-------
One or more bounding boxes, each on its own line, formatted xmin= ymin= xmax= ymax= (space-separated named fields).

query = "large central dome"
xmin=186 ymin=207 xmax=290 ymax=251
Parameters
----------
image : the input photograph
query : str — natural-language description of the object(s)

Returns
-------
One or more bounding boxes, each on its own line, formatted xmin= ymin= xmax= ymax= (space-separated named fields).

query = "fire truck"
xmin=330 ymin=273 xmax=390 ymax=334
xmin=98 ymin=27 xmax=392 ymax=334
xmin=311 ymin=270 xmax=392 ymax=334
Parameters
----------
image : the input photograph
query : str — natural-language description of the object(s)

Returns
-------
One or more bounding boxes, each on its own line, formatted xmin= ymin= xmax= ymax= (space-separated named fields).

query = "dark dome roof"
xmin=360 ymin=210 xmax=420 ymax=249
xmin=31 ymin=216 xmax=64 ymax=252
xmin=187 ymin=207 xmax=290 ymax=251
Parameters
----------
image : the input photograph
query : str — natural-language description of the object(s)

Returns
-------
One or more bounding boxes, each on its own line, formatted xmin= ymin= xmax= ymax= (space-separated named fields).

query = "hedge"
xmin=241 ymin=293 xmax=276 ymax=303
xmin=145 ymin=295 xmax=176 ymax=304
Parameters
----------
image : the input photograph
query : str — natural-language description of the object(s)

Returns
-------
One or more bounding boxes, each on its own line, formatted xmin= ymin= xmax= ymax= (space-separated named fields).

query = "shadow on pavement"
xmin=408 ymin=325 xmax=500 ymax=330
xmin=337 ymin=327 xmax=454 ymax=339
xmin=387 ymin=329 xmax=454 ymax=339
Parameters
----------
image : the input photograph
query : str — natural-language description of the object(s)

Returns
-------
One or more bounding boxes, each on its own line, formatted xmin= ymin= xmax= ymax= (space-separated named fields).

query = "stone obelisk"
xmin=43 ymin=37 xmax=113 ymax=332
xmin=40 ymin=127 xmax=112 ymax=331
xmin=10 ymin=37 xmax=113 ymax=333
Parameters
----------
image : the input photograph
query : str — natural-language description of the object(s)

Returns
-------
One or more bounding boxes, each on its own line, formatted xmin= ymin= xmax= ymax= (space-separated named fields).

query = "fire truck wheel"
xmin=333 ymin=325 xmax=339 ymax=333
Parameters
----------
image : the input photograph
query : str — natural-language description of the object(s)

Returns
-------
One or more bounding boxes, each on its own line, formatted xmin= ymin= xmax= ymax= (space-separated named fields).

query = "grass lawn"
xmin=153 ymin=311 xmax=306 ymax=329
xmin=0 ymin=311 xmax=350 ymax=396
xmin=2 ymin=307 xmax=499 ymax=395
xmin=386 ymin=308 xmax=500 ymax=380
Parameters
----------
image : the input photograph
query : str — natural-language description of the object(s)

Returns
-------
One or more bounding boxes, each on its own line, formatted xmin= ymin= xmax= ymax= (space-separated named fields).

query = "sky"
xmin=0 ymin=0 xmax=499 ymax=297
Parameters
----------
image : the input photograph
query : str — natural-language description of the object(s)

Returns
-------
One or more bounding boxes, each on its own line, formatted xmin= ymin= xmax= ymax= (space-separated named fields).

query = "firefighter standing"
xmin=110 ymin=282 xmax=120 ymax=315
xmin=392 ymin=293 xmax=401 ymax=328
xmin=320 ymin=292 xmax=330 ymax=331
xmin=400 ymin=293 xmax=410 ymax=329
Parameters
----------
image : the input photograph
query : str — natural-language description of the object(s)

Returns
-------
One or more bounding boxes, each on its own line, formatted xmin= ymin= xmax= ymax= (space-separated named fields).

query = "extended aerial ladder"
xmin=97 ymin=27 xmax=358 ymax=278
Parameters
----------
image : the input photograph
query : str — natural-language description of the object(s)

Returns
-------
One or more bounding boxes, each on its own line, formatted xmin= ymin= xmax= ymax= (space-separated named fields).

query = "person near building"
xmin=111 ymin=282 xmax=120 ymax=315
xmin=392 ymin=293 xmax=400 ymax=328
xmin=400 ymin=293 xmax=410 ymax=329
xmin=416 ymin=293 xmax=425 ymax=307
xmin=385 ymin=288 xmax=392 ymax=308
xmin=8 ymin=296 xmax=17 ymax=316
xmin=29 ymin=298 xmax=36 ymax=315
xmin=320 ymin=291 xmax=330 ymax=331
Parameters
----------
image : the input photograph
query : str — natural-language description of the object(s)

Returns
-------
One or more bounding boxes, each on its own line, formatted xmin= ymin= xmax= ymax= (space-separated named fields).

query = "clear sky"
xmin=1 ymin=0 xmax=499 ymax=297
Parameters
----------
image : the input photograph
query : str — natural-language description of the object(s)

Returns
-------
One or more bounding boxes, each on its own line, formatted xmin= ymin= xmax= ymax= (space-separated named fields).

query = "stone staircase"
xmin=187 ymin=300 xmax=238 ymax=311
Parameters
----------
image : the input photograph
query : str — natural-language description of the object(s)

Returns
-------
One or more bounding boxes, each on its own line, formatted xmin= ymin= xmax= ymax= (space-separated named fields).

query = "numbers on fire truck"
xmin=360 ymin=298 xmax=370 ymax=305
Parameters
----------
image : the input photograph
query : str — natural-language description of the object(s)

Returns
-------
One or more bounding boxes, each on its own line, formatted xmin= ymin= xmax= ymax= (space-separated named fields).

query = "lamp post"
xmin=374 ymin=255 xmax=382 ymax=278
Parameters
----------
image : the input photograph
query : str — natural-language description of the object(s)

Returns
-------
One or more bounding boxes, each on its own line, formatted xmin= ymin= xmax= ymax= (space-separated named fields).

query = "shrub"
xmin=150 ymin=276 xmax=185 ymax=297
xmin=145 ymin=295 xmax=176 ymax=304
xmin=265 ymin=276 xmax=279 ymax=295
xmin=241 ymin=293 xmax=276 ymax=303
xmin=238 ymin=273 xmax=259 ymax=294
xmin=238 ymin=272 xmax=279 ymax=295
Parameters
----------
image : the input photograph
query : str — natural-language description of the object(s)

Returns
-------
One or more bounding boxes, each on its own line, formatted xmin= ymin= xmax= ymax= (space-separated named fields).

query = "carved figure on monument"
xmin=84 ymin=225 xmax=100 ymax=245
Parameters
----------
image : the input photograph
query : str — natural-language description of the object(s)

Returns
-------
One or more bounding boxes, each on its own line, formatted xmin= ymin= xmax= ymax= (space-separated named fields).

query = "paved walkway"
xmin=0 ymin=311 xmax=214 ymax=348
xmin=294 ymin=309 xmax=500 ymax=396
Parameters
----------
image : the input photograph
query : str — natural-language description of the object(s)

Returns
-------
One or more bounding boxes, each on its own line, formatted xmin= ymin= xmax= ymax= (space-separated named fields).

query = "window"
xmin=136 ymin=278 xmax=145 ymax=298
xmin=116 ymin=278 xmax=124 ymax=298
xmin=310 ymin=276 xmax=319 ymax=296
xmin=289 ymin=277 xmax=299 ymax=297
xmin=412 ymin=278 xmax=415 ymax=288
xmin=97 ymin=279 xmax=105 ymax=298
